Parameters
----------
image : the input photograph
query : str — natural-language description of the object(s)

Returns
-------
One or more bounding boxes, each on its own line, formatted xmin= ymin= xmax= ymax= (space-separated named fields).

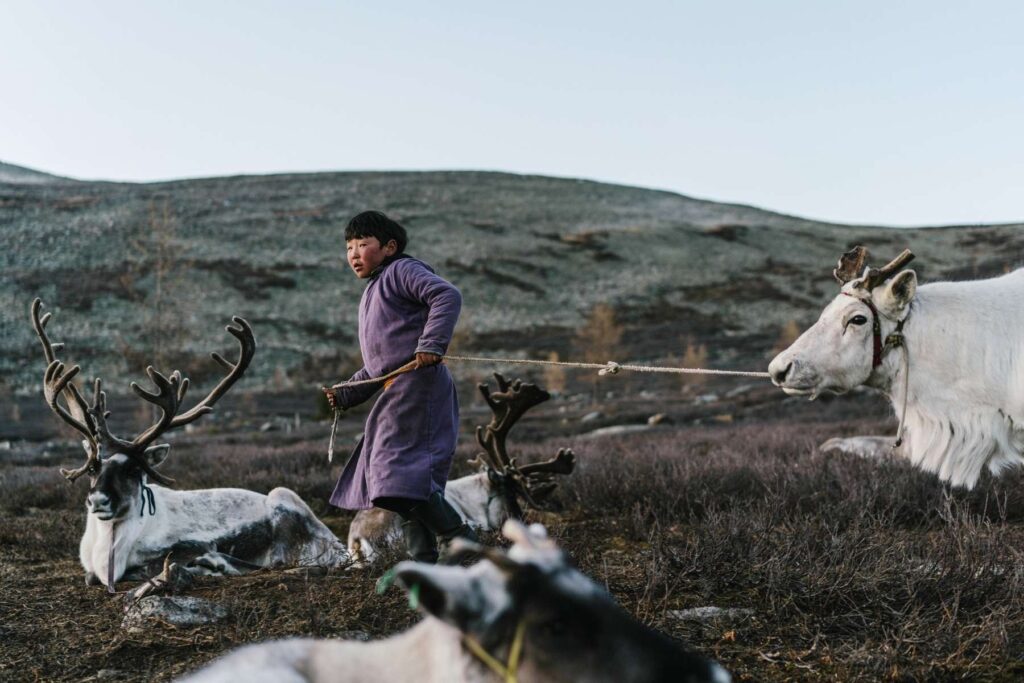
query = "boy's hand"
xmin=322 ymin=386 xmax=340 ymax=410
xmin=415 ymin=352 xmax=443 ymax=368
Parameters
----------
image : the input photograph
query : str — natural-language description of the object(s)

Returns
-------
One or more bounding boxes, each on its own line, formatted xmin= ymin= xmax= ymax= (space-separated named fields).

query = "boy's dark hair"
xmin=345 ymin=211 xmax=408 ymax=254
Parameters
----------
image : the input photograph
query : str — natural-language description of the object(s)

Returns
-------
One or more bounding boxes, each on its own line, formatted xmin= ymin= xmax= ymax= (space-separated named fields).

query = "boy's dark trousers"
xmin=375 ymin=493 xmax=478 ymax=563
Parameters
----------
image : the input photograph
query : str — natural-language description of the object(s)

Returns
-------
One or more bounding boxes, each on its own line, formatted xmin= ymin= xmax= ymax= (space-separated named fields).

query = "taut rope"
xmin=323 ymin=355 xmax=768 ymax=462
xmin=330 ymin=355 xmax=769 ymax=390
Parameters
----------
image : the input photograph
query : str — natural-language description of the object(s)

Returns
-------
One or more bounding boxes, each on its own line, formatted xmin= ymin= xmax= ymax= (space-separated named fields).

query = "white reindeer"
xmin=348 ymin=374 xmax=575 ymax=565
xmin=768 ymin=247 xmax=1024 ymax=488
xmin=32 ymin=299 xmax=348 ymax=591
xmin=178 ymin=520 xmax=731 ymax=683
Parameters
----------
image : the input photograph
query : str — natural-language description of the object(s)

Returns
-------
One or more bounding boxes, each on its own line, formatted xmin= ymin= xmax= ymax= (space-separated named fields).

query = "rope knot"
xmin=598 ymin=361 xmax=621 ymax=376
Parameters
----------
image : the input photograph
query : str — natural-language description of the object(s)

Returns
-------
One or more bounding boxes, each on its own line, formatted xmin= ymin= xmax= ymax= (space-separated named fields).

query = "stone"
xmin=725 ymin=384 xmax=754 ymax=398
xmin=580 ymin=424 xmax=651 ymax=440
xmin=121 ymin=595 xmax=228 ymax=634
xmin=580 ymin=411 xmax=603 ymax=423
xmin=647 ymin=413 xmax=671 ymax=425
xmin=667 ymin=606 xmax=754 ymax=622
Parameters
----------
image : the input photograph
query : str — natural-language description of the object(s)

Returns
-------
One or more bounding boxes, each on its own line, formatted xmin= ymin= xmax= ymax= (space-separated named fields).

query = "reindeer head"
xmin=470 ymin=374 xmax=576 ymax=519
xmin=391 ymin=521 xmax=730 ymax=683
xmin=32 ymin=299 xmax=255 ymax=520
xmin=768 ymin=247 xmax=917 ymax=397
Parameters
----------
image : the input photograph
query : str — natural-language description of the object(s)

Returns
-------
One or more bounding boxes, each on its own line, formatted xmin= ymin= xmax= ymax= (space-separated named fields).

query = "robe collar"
xmin=368 ymin=252 xmax=412 ymax=280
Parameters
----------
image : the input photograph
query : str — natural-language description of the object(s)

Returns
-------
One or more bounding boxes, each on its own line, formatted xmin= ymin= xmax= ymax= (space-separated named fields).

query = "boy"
xmin=324 ymin=210 xmax=476 ymax=563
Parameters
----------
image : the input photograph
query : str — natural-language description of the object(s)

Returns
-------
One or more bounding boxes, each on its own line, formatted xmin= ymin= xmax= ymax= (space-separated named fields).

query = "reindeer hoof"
xmin=85 ymin=571 xmax=101 ymax=586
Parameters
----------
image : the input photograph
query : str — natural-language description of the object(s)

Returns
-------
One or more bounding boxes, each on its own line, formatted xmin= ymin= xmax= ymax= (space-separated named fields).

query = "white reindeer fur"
xmin=774 ymin=268 xmax=1024 ymax=489
xmin=82 ymin=456 xmax=348 ymax=586
xmin=179 ymin=617 xmax=485 ymax=683
xmin=886 ymin=272 xmax=1024 ymax=487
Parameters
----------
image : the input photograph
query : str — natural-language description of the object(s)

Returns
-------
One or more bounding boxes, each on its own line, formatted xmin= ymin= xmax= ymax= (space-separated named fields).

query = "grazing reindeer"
xmin=769 ymin=247 xmax=1024 ymax=488
xmin=179 ymin=520 xmax=731 ymax=683
xmin=32 ymin=299 xmax=348 ymax=591
xmin=348 ymin=374 xmax=576 ymax=565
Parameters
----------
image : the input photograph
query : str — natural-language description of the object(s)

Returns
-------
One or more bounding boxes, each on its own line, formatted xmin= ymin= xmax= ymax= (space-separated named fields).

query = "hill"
xmin=2 ymin=164 xmax=1022 ymax=395
xmin=0 ymin=161 xmax=79 ymax=185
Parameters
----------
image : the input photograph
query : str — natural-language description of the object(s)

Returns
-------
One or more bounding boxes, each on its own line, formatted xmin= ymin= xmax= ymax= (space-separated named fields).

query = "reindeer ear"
xmin=392 ymin=561 xmax=511 ymax=633
xmin=143 ymin=443 xmax=171 ymax=468
xmin=875 ymin=270 xmax=917 ymax=317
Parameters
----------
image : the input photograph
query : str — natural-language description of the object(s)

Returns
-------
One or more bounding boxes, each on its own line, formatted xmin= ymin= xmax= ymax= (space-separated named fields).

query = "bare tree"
xmin=118 ymin=200 xmax=198 ymax=378
xmin=575 ymin=303 xmax=624 ymax=401
xmin=115 ymin=200 xmax=199 ymax=422
xmin=678 ymin=337 xmax=709 ymax=395
xmin=542 ymin=351 xmax=566 ymax=395
xmin=772 ymin=319 xmax=801 ymax=358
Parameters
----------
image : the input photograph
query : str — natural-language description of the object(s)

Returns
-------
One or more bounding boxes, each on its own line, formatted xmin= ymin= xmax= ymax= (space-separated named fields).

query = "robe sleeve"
xmin=332 ymin=366 xmax=380 ymax=409
xmin=395 ymin=260 xmax=462 ymax=356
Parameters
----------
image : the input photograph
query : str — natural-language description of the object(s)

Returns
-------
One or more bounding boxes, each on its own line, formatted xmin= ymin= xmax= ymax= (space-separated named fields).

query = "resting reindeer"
xmin=769 ymin=247 xmax=1024 ymax=488
xmin=32 ymin=299 xmax=348 ymax=591
xmin=348 ymin=374 xmax=576 ymax=565
xmin=179 ymin=520 xmax=731 ymax=683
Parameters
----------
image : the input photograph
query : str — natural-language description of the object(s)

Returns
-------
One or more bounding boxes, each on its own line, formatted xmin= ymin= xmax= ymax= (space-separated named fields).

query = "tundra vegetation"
xmin=5 ymin=169 xmax=1024 ymax=680
xmin=181 ymin=521 xmax=730 ymax=683
xmin=5 ymin=387 xmax=1024 ymax=681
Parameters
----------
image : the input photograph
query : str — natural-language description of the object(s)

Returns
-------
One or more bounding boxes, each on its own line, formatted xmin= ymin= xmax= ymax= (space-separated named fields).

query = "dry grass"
xmin=4 ymin=410 xmax=1024 ymax=681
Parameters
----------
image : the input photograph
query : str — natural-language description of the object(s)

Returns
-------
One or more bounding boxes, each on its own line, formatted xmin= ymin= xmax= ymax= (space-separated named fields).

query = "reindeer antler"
xmin=473 ymin=374 xmax=575 ymax=513
xmin=833 ymin=247 xmax=915 ymax=290
xmin=31 ymin=298 xmax=256 ymax=486
xmin=475 ymin=373 xmax=550 ymax=472
xmin=112 ymin=317 xmax=256 ymax=485
xmin=168 ymin=317 xmax=255 ymax=428
xmin=833 ymin=246 xmax=870 ymax=284
xmin=518 ymin=448 xmax=576 ymax=479
xmin=856 ymin=249 xmax=915 ymax=291
xmin=32 ymin=299 xmax=102 ymax=482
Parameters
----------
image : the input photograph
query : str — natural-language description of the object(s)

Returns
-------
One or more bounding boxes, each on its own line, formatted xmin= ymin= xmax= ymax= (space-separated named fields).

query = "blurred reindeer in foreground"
xmin=180 ymin=520 xmax=730 ymax=683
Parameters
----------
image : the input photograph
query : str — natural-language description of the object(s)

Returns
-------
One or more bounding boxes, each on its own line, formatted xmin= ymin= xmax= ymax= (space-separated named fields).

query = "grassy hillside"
xmin=2 ymin=167 xmax=1022 ymax=396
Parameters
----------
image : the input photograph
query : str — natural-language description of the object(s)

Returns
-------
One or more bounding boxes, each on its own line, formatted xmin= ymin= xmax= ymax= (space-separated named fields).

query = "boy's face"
xmin=346 ymin=236 xmax=397 ymax=279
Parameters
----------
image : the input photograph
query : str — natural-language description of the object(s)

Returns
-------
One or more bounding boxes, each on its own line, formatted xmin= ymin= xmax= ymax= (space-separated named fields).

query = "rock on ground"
xmin=122 ymin=596 xmax=228 ymax=634
xmin=668 ymin=606 xmax=754 ymax=622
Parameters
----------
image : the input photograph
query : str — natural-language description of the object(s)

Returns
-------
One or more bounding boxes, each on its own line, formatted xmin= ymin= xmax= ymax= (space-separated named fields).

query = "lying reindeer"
xmin=179 ymin=520 xmax=731 ymax=683
xmin=348 ymin=374 xmax=576 ymax=565
xmin=32 ymin=299 xmax=348 ymax=591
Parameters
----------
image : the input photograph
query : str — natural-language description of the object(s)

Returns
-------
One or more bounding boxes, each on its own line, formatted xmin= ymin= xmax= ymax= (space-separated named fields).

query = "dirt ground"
xmin=4 ymin=389 xmax=1024 ymax=682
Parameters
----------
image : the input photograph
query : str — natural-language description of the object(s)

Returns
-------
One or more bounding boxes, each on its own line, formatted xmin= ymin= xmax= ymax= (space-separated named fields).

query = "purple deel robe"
xmin=329 ymin=255 xmax=462 ymax=510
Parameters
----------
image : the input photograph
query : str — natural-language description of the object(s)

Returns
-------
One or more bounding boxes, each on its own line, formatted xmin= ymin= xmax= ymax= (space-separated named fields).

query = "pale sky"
xmin=2 ymin=1 xmax=1022 ymax=227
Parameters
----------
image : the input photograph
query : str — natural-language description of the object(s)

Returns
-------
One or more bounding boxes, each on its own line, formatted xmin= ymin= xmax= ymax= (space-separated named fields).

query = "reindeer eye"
xmin=848 ymin=315 xmax=869 ymax=326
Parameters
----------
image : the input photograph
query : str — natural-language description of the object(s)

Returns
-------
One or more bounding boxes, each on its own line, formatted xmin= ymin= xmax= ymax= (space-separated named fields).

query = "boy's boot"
xmin=407 ymin=492 xmax=479 ymax=561
xmin=400 ymin=518 xmax=439 ymax=564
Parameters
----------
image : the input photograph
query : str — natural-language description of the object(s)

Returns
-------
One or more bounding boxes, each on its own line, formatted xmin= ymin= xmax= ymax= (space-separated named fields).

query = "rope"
xmin=324 ymin=355 xmax=768 ymax=462
xmin=893 ymin=343 xmax=910 ymax=449
xmin=329 ymin=355 xmax=768 ymax=390
xmin=462 ymin=619 xmax=527 ymax=683
xmin=447 ymin=354 xmax=770 ymax=378
xmin=327 ymin=409 xmax=340 ymax=462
